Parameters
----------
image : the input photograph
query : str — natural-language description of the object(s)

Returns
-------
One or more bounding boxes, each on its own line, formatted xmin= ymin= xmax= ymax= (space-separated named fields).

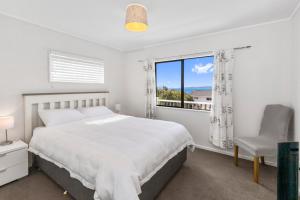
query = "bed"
xmin=23 ymin=92 xmax=193 ymax=200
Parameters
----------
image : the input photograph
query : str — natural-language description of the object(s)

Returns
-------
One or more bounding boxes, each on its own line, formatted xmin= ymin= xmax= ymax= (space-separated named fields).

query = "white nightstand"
xmin=0 ymin=140 xmax=28 ymax=186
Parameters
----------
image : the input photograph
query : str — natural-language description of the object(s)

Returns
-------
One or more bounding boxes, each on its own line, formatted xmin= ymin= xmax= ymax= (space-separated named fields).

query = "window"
xmin=155 ymin=55 xmax=214 ymax=111
xmin=49 ymin=51 xmax=104 ymax=84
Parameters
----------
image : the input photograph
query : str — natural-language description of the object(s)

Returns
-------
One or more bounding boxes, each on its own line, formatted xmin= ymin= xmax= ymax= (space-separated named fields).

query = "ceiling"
xmin=0 ymin=0 xmax=298 ymax=51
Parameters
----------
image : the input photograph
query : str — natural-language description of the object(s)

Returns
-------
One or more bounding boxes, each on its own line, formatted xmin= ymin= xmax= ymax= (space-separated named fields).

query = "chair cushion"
xmin=234 ymin=136 xmax=277 ymax=156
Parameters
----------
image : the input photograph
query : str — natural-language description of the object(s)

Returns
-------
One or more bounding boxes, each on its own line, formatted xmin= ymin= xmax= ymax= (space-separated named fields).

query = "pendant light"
xmin=125 ymin=3 xmax=148 ymax=32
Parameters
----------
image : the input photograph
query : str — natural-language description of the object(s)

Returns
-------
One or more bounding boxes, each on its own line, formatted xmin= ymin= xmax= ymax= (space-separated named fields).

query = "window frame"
xmin=155 ymin=55 xmax=214 ymax=110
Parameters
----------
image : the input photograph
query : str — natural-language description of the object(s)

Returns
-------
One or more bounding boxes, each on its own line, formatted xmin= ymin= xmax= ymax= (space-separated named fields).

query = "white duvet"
xmin=29 ymin=113 xmax=194 ymax=200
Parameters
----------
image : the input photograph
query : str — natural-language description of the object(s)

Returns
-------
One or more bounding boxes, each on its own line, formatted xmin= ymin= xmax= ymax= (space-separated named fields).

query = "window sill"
xmin=156 ymin=105 xmax=211 ymax=113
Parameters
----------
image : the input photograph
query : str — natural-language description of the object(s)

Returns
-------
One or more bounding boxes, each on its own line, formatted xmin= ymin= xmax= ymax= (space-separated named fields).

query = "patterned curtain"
xmin=144 ymin=60 xmax=156 ymax=119
xmin=209 ymin=50 xmax=234 ymax=149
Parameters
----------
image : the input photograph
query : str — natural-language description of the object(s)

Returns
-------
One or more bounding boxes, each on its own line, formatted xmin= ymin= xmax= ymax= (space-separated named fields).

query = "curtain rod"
xmin=138 ymin=45 xmax=252 ymax=63
xmin=233 ymin=45 xmax=252 ymax=50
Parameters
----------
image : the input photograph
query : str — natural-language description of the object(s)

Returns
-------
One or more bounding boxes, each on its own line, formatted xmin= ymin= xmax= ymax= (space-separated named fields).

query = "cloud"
xmin=192 ymin=63 xmax=213 ymax=74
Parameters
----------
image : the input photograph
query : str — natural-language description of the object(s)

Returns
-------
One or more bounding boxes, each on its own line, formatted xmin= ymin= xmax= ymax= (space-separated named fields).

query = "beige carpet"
xmin=0 ymin=149 xmax=279 ymax=200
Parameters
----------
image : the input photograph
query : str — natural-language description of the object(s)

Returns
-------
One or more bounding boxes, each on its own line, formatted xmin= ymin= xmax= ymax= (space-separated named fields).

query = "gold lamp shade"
xmin=125 ymin=4 xmax=148 ymax=32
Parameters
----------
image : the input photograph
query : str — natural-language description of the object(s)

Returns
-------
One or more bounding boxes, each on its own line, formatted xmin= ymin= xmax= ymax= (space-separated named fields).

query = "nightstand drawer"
xmin=0 ymin=149 xmax=27 ymax=168
xmin=0 ymin=162 xmax=28 ymax=186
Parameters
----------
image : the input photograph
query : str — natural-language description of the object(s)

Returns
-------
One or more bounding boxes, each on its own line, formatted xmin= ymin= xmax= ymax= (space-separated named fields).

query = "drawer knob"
xmin=0 ymin=168 xmax=7 ymax=173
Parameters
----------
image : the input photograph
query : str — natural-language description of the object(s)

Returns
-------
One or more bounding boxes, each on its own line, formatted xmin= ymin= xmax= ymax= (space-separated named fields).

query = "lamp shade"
xmin=125 ymin=4 xmax=148 ymax=32
xmin=0 ymin=116 xmax=14 ymax=129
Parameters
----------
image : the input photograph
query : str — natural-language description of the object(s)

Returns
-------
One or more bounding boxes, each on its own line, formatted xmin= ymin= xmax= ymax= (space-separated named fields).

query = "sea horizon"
xmin=158 ymin=86 xmax=212 ymax=94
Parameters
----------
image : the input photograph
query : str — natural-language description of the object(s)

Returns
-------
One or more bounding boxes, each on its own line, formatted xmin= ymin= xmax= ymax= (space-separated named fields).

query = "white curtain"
xmin=209 ymin=50 xmax=234 ymax=149
xmin=144 ymin=60 xmax=156 ymax=119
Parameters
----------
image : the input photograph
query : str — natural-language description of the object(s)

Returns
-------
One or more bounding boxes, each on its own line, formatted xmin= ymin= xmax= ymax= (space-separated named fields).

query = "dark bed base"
xmin=34 ymin=148 xmax=187 ymax=200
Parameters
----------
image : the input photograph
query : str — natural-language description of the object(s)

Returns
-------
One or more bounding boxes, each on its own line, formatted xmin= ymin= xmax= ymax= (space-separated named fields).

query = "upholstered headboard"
xmin=23 ymin=91 xmax=109 ymax=143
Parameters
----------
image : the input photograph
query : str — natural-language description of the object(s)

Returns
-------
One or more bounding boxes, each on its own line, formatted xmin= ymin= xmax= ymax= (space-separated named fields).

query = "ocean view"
xmin=184 ymin=87 xmax=212 ymax=94
xmin=165 ymin=86 xmax=212 ymax=94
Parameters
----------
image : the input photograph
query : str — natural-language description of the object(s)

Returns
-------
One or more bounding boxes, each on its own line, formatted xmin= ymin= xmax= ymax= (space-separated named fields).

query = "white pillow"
xmin=78 ymin=106 xmax=113 ymax=117
xmin=39 ymin=109 xmax=85 ymax=127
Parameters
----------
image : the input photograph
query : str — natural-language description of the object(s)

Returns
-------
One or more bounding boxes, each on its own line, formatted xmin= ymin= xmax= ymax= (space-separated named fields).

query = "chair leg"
xmin=260 ymin=156 xmax=265 ymax=165
xmin=253 ymin=156 xmax=260 ymax=183
xmin=234 ymin=145 xmax=239 ymax=166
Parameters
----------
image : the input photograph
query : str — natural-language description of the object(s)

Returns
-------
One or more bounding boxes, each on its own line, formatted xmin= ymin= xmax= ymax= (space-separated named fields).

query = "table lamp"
xmin=0 ymin=116 xmax=14 ymax=146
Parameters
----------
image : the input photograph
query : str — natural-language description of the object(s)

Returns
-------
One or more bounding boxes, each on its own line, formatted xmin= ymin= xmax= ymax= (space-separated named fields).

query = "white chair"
xmin=234 ymin=104 xmax=293 ymax=183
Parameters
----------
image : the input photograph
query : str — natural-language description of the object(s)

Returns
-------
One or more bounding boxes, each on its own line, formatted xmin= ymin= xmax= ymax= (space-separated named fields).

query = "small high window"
xmin=49 ymin=51 xmax=104 ymax=84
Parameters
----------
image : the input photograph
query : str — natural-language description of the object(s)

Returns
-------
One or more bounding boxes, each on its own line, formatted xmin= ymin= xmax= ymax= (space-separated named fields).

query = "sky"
xmin=156 ymin=56 xmax=214 ymax=89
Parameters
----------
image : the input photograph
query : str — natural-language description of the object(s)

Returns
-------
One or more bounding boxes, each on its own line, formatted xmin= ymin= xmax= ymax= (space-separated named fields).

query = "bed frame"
xmin=23 ymin=92 xmax=187 ymax=200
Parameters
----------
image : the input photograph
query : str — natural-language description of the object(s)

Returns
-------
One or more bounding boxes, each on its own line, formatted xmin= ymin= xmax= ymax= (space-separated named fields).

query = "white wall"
xmin=124 ymin=21 xmax=293 ymax=160
xmin=0 ymin=14 xmax=125 ymax=142
xmin=292 ymin=8 xmax=300 ymax=146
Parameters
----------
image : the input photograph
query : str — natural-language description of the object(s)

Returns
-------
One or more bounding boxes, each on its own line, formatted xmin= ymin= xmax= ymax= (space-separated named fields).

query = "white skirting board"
xmin=194 ymin=144 xmax=277 ymax=167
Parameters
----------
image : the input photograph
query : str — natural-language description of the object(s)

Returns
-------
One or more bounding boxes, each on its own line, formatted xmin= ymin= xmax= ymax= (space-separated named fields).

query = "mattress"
xmin=29 ymin=113 xmax=194 ymax=200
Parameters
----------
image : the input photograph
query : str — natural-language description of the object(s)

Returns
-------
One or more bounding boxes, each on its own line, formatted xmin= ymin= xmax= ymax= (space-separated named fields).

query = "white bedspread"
xmin=29 ymin=113 xmax=194 ymax=200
